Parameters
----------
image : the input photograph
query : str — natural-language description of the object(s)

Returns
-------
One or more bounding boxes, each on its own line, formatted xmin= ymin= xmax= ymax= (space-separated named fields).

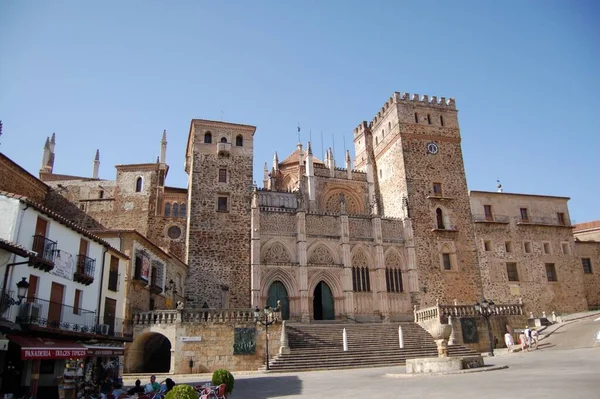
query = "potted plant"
xmin=165 ymin=384 xmax=198 ymax=399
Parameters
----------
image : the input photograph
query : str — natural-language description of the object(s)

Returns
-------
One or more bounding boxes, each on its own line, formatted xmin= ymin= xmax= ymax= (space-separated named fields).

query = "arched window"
xmin=352 ymin=266 xmax=371 ymax=292
xmin=235 ymin=135 xmax=243 ymax=146
xmin=436 ymin=208 xmax=445 ymax=229
xmin=388 ymin=121 xmax=391 ymax=130
xmin=381 ymin=129 xmax=385 ymax=138
xmin=172 ymin=203 xmax=179 ymax=218
xmin=220 ymin=137 xmax=227 ymax=143
xmin=180 ymin=203 xmax=186 ymax=218
xmin=164 ymin=203 xmax=171 ymax=217
xmin=135 ymin=177 xmax=143 ymax=192
xmin=204 ymin=132 xmax=212 ymax=143
xmin=375 ymin=136 xmax=379 ymax=145
xmin=99 ymin=190 xmax=104 ymax=199
xmin=386 ymin=268 xmax=403 ymax=293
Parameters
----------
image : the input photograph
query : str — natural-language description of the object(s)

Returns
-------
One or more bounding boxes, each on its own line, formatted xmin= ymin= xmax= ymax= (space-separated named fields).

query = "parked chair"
xmin=215 ymin=383 xmax=227 ymax=399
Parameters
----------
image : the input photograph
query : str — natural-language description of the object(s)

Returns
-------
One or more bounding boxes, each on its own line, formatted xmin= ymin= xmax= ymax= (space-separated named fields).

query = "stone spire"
xmin=40 ymin=135 xmax=55 ymax=174
xmin=346 ymin=150 xmax=352 ymax=179
xmin=272 ymin=152 xmax=279 ymax=172
xmin=92 ymin=149 xmax=100 ymax=179
xmin=263 ymin=162 xmax=269 ymax=189
xmin=160 ymin=129 xmax=167 ymax=164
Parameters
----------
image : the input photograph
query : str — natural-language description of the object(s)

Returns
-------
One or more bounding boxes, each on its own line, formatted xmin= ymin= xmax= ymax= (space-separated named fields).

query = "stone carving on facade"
xmin=262 ymin=242 xmax=292 ymax=264
xmin=352 ymin=249 xmax=369 ymax=267
xmin=349 ymin=219 xmax=372 ymax=239
xmin=308 ymin=245 xmax=335 ymax=265
xmin=306 ymin=215 xmax=339 ymax=236
xmin=324 ymin=190 xmax=360 ymax=214
xmin=260 ymin=213 xmax=295 ymax=234
xmin=382 ymin=220 xmax=403 ymax=240
xmin=385 ymin=251 xmax=403 ymax=268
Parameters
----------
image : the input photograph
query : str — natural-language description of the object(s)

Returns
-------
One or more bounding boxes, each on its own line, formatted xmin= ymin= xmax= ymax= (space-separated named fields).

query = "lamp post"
xmin=474 ymin=299 xmax=496 ymax=356
xmin=254 ymin=302 xmax=281 ymax=371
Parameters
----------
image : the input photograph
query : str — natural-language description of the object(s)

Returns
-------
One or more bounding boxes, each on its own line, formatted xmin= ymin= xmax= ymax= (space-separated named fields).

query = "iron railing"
xmin=96 ymin=315 xmax=133 ymax=339
xmin=472 ymin=214 xmax=510 ymax=223
xmin=74 ymin=255 xmax=96 ymax=284
xmin=16 ymin=296 xmax=96 ymax=333
xmin=32 ymin=235 xmax=57 ymax=265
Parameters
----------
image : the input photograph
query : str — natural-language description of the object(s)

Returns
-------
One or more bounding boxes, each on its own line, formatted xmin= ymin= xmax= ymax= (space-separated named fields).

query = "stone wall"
xmin=186 ymin=120 xmax=256 ymax=309
xmin=448 ymin=314 xmax=528 ymax=353
xmin=0 ymin=153 xmax=48 ymax=203
xmin=575 ymin=241 xmax=600 ymax=309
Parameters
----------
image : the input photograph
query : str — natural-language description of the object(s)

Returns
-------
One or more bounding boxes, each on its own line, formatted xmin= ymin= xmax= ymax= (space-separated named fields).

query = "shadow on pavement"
xmin=232 ymin=375 xmax=303 ymax=399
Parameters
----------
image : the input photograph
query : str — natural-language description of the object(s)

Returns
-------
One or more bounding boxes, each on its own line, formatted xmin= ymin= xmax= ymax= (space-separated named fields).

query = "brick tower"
xmin=354 ymin=92 xmax=483 ymax=307
xmin=185 ymin=119 xmax=256 ymax=308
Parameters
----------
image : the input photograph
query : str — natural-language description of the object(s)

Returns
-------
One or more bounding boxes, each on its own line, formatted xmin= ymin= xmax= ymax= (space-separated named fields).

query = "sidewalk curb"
xmin=385 ymin=364 xmax=508 ymax=378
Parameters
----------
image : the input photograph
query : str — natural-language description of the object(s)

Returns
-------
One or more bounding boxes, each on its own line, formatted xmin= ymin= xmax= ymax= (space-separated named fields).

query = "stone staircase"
xmin=264 ymin=322 xmax=479 ymax=372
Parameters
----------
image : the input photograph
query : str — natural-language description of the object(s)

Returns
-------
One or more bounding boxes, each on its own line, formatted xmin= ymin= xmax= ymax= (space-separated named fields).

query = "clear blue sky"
xmin=1 ymin=1 xmax=598 ymax=223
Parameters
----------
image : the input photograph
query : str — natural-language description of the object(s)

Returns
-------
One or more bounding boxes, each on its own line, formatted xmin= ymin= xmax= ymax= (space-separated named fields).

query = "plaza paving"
xmin=125 ymin=313 xmax=600 ymax=398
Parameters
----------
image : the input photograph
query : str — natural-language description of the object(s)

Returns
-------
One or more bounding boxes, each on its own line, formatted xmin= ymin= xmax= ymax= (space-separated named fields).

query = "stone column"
xmin=297 ymin=207 xmax=309 ymax=322
xmin=279 ymin=320 xmax=291 ymax=354
xmin=251 ymin=189 xmax=261 ymax=307
xmin=372 ymin=215 xmax=389 ymax=321
xmin=340 ymin=209 xmax=354 ymax=317
xmin=403 ymin=218 xmax=420 ymax=307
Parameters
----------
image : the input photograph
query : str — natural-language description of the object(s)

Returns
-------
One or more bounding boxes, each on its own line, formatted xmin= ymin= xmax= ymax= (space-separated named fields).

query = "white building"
xmin=0 ymin=192 xmax=129 ymax=397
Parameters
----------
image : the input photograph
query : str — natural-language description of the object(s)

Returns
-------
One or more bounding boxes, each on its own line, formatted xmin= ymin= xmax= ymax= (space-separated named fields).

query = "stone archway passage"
xmin=127 ymin=332 xmax=172 ymax=373
xmin=268 ymin=281 xmax=290 ymax=320
xmin=313 ymin=281 xmax=335 ymax=320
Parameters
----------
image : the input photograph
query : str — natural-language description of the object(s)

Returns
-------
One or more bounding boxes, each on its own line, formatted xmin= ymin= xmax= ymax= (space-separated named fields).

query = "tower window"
xmin=388 ymin=121 xmax=391 ymax=130
xmin=386 ymin=268 xmax=403 ymax=293
xmin=204 ymin=132 xmax=212 ymax=144
xmin=545 ymin=263 xmax=557 ymax=281
xmin=432 ymin=182 xmax=442 ymax=196
xmin=557 ymin=212 xmax=566 ymax=225
xmin=523 ymin=241 xmax=532 ymax=253
xmin=217 ymin=196 xmax=229 ymax=212
xmin=381 ymin=129 xmax=385 ymax=138
xmin=505 ymin=241 xmax=513 ymax=253
xmin=99 ymin=190 xmax=104 ymax=199
xmin=543 ymin=242 xmax=551 ymax=254
xmin=442 ymin=253 xmax=452 ymax=270
xmin=219 ymin=169 xmax=227 ymax=183
xmin=164 ymin=203 xmax=171 ymax=217
xmin=427 ymin=114 xmax=431 ymax=124
xmin=440 ymin=115 xmax=444 ymax=126
xmin=135 ymin=177 xmax=143 ymax=192
xmin=375 ymin=136 xmax=379 ymax=145
xmin=483 ymin=240 xmax=491 ymax=251
xmin=236 ymin=135 xmax=243 ymax=146
xmin=220 ymin=137 xmax=228 ymax=143
xmin=436 ymin=208 xmax=445 ymax=229
xmin=173 ymin=203 xmax=179 ymax=218
xmin=561 ymin=242 xmax=570 ymax=255
xmin=582 ymin=258 xmax=592 ymax=274
xmin=414 ymin=113 xmax=419 ymax=123
xmin=520 ymin=208 xmax=529 ymax=222
xmin=352 ymin=266 xmax=371 ymax=292
xmin=483 ymin=205 xmax=493 ymax=221
xmin=506 ymin=263 xmax=519 ymax=281
xmin=180 ymin=203 xmax=186 ymax=218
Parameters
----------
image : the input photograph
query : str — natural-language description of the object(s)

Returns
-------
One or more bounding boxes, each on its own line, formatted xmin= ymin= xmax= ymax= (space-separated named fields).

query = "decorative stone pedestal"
xmin=406 ymin=357 xmax=462 ymax=373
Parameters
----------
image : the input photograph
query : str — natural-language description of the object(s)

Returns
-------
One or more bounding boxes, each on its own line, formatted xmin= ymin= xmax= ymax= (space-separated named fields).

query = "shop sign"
xmin=22 ymin=348 xmax=87 ymax=360
xmin=180 ymin=336 xmax=202 ymax=342
xmin=86 ymin=348 xmax=124 ymax=356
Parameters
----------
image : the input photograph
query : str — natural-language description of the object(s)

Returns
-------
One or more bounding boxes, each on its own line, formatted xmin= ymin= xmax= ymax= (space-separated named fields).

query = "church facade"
xmin=36 ymin=91 xmax=598 ymax=321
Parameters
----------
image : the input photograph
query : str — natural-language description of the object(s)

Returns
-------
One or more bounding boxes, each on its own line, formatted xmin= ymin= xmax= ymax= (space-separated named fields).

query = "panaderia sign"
xmin=22 ymin=348 xmax=88 ymax=360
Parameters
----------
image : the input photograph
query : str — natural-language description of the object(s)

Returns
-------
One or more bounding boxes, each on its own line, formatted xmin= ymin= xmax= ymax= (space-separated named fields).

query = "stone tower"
xmin=354 ymin=92 xmax=483 ymax=307
xmin=185 ymin=119 xmax=256 ymax=309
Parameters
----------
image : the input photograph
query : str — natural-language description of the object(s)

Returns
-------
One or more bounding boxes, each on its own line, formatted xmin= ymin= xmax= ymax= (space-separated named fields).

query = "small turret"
xmin=345 ymin=150 xmax=352 ymax=180
xmin=92 ymin=149 xmax=100 ymax=179
xmin=263 ymin=162 xmax=269 ymax=189
xmin=306 ymin=142 xmax=315 ymax=206
xmin=160 ymin=129 xmax=167 ymax=164
xmin=273 ymin=152 xmax=279 ymax=172
xmin=328 ymin=147 xmax=335 ymax=177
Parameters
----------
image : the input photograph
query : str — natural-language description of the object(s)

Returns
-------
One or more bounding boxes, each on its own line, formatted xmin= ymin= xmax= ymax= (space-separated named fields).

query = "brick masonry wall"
xmin=575 ymin=241 xmax=600 ymax=309
xmin=0 ymin=153 xmax=48 ymax=202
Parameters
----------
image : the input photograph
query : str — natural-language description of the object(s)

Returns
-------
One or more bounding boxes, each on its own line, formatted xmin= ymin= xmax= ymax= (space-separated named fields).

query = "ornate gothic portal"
xmin=313 ymin=281 xmax=335 ymax=320
xmin=267 ymin=281 xmax=290 ymax=320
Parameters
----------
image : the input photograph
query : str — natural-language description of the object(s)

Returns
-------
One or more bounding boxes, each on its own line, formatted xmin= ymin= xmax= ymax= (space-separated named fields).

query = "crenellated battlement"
xmin=354 ymin=92 xmax=456 ymax=135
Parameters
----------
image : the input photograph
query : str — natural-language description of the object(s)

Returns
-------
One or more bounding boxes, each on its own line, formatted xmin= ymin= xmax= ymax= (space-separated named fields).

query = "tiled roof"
xmin=573 ymin=220 xmax=600 ymax=232
xmin=0 ymin=237 xmax=33 ymax=258
xmin=280 ymin=148 xmax=324 ymax=166
xmin=0 ymin=191 xmax=129 ymax=259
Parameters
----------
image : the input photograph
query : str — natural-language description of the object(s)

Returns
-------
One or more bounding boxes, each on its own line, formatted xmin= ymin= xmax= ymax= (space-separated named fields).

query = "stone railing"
xmin=132 ymin=308 xmax=284 ymax=325
xmin=133 ymin=310 xmax=179 ymax=325
xmin=414 ymin=302 xmax=524 ymax=323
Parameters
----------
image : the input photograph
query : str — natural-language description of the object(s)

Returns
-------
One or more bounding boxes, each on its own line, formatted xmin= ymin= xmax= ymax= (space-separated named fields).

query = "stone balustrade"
xmin=132 ymin=308 xmax=282 ymax=325
xmin=133 ymin=310 xmax=179 ymax=325
xmin=414 ymin=302 xmax=523 ymax=323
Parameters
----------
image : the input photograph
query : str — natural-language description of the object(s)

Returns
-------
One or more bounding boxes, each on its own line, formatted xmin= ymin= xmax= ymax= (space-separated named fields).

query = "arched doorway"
xmin=313 ymin=281 xmax=335 ymax=320
xmin=267 ymin=281 xmax=290 ymax=320
xmin=126 ymin=332 xmax=172 ymax=373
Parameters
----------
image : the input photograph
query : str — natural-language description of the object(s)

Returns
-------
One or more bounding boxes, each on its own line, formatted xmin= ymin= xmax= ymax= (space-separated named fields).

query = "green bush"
xmin=212 ymin=368 xmax=235 ymax=393
xmin=165 ymin=384 xmax=198 ymax=399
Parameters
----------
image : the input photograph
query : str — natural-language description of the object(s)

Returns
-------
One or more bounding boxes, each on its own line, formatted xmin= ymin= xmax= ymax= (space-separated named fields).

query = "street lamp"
xmin=474 ymin=299 xmax=496 ymax=356
xmin=254 ymin=302 xmax=281 ymax=371
xmin=1 ymin=278 xmax=30 ymax=310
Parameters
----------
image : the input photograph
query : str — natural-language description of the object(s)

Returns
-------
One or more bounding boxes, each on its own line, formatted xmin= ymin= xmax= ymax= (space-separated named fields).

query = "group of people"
xmin=98 ymin=375 xmax=176 ymax=398
xmin=504 ymin=326 xmax=539 ymax=353
xmin=124 ymin=375 xmax=176 ymax=396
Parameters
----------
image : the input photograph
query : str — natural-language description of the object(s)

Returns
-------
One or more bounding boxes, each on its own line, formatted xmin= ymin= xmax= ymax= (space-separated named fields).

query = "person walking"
xmin=524 ymin=326 xmax=532 ymax=348
xmin=504 ymin=332 xmax=515 ymax=353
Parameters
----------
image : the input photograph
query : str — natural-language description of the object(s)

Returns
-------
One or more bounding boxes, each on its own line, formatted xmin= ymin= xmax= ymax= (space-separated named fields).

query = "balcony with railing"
xmin=16 ymin=296 xmax=96 ymax=333
xmin=74 ymin=255 xmax=95 ymax=285
xmin=516 ymin=215 xmax=571 ymax=227
xmin=31 ymin=235 xmax=57 ymax=271
xmin=472 ymin=214 xmax=510 ymax=224
xmin=96 ymin=315 xmax=133 ymax=341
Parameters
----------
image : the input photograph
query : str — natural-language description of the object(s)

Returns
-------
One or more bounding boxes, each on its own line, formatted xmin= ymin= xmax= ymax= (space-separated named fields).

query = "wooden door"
xmin=103 ymin=298 xmax=116 ymax=335
xmin=48 ymin=282 xmax=64 ymax=327
xmin=78 ymin=239 xmax=88 ymax=256
xmin=33 ymin=217 xmax=48 ymax=255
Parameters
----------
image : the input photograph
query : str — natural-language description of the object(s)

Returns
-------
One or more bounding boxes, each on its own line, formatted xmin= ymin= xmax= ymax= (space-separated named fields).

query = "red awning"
xmin=8 ymin=336 xmax=88 ymax=360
